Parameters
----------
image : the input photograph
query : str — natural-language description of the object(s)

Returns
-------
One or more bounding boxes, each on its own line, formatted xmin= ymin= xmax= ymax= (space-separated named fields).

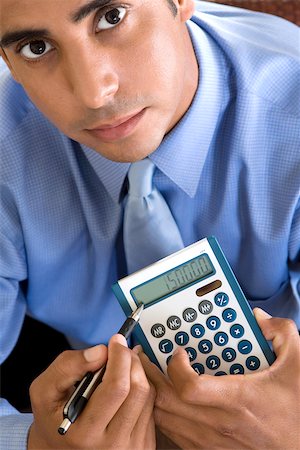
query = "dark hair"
xmin=166 ymin=0 xmax=178 ymax=16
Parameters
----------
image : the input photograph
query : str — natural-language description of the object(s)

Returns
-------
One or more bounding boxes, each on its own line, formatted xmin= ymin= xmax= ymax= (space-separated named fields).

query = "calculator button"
xmin=175 ymin=331 xmax=189 ymax=346
xmin=166 ymin=355 xmax=172 ymax=365
xmin=230 ymin=364 xmax=245 ymax=375
xmin=198 ymin=300 xmax=213 ymax=315
xmin=192 ymin=363 xmax=205 ymax=375
xmin=159 ymin=339 xmax=173 ymax=354
xmin=246 ymin=356 xmax=261 ymax=371
xmin=214 ymin=332 xmax=229 ymax=346
xmin=190 ymin=323 xmax=205 ymax=338
xmin=206 ymin=355 xmax=221 ymax=370
xmin=215 ymin=371 xmax=227 ymax=376
xmin=206 ymin=316 xmax=221 ymax=330
xmin=185 ymin=347 xmax=197 ymax=361
xmin=238 ymin=340 xmax=253 ymax=354
xmin=230 ymin=324 xmax=245 ymax=338
xmin=214 ymin=292 xmax=229 ymax=307
xmin=222 ymin=308 xmax=237 ymax=322
xmin=222 ymin=347 xmax=237 ymax=362
xmin=151 ymin=323 xmax=166 ymax=338
xmin=167 ymin=315 xmax=181 ymax=330
xmin=182 ymin=307 xmax=197 ymax=322
xmin=198 ymin=339 xmax=213 ymax=354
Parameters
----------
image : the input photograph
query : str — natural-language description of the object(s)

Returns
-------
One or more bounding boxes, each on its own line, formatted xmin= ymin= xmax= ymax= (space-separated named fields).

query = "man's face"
xmin=0 ymin=0 xmax=198 ymax=162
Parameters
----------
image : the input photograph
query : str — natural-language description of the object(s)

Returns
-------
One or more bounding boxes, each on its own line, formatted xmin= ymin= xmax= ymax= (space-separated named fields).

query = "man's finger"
xmin=30 ymin=344 xmax=108 ymax=403
xmin=254 ymin=308 xmax=300 ymax=372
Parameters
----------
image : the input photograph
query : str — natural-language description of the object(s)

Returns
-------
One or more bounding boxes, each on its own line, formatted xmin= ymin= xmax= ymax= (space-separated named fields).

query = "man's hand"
xmin=28 ymin=334 xmax=156 ymax=449
xmin=139 ymin=309 xmax=300 ymax=450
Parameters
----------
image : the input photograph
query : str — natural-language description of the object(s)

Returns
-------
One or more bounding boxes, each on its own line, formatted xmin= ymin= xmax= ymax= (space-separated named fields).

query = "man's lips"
xmin=86 ymin=108 xmax=146 ymax=141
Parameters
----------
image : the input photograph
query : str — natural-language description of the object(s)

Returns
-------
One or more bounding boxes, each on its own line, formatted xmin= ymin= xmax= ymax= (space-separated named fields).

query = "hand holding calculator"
xmin=113 ymin=236 xmax=275 ymax=375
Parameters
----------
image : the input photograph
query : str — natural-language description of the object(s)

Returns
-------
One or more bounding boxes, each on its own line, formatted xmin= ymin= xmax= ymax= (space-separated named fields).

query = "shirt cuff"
xmin=0 ymin=413 xmax=34 ymax=450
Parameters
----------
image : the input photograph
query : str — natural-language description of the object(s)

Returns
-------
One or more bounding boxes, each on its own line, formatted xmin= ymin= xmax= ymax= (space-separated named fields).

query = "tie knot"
xmin=127 ymin=158 xmax=155 ymax=198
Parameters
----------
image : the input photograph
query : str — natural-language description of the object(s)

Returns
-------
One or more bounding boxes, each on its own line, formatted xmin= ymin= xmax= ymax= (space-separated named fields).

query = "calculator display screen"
xmin=131 ymin=254 xmax=214 ymax=305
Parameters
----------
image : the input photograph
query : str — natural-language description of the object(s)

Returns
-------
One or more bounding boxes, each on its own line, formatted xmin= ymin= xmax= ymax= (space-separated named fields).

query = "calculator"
xmin=112 ymin=236 xmax=275 ymax=375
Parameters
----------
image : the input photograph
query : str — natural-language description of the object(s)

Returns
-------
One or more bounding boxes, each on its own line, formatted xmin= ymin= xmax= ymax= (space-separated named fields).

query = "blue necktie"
xmin=123 ymin=158 xmax=184 ymax=274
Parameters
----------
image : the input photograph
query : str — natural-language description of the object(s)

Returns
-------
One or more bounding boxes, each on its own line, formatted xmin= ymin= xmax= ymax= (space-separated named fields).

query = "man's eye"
xmin=96 ymin=7 xmax=126 ymax=31
xmin=19 ymin=40 xmax=54 ymax=60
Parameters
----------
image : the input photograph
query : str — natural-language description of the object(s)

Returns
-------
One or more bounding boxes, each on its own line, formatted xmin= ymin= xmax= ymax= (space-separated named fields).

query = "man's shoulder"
xmin=192 ymin=1 xmax=300 ymax=116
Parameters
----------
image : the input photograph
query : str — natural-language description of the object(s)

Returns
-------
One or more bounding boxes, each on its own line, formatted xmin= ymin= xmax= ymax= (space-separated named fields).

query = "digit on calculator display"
xmin=131 ymin=253 xmax=215 ymax=306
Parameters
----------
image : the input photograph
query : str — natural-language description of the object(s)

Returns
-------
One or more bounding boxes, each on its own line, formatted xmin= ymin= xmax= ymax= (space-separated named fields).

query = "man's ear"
xmin=0 ymin=49 xmax=20 ymax=82
xmin=177 ymin=0 xmax=195 ymax=22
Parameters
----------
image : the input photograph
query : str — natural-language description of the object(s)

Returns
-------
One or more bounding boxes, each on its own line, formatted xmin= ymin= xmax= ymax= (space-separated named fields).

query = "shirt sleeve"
xmin=289 ymin=196 xmax=300 ymax=308
xmin=0 ymin=400 xmax=33 ymax=450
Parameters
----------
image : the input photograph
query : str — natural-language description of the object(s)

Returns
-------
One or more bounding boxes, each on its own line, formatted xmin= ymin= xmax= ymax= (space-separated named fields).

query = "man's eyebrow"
xmin=71 ymin=0 xmax=114 ymax=23
xmin=0 ymin=29 xmax=50 ymax=48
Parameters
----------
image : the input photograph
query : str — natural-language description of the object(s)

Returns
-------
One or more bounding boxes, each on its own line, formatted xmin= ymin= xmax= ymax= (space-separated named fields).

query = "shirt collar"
xmin=150 ymin=19 xmax=230 ymax=198
xmin=81 ymin=18 xmax=230 ymax=202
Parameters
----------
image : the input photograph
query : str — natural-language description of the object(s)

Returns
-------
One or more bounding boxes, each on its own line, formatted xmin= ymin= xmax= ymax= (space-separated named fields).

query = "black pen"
xmin=58 ymin=303 xmax=144 ymax=435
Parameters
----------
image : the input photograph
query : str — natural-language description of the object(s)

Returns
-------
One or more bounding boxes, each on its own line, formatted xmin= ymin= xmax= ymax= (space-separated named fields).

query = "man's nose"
xmin=64 ymin=48 xmax=119 ymax=109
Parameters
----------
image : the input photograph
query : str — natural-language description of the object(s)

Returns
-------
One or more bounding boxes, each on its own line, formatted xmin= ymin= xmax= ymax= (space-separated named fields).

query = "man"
xmin=0 ymin=0 xmax=299 ymax=449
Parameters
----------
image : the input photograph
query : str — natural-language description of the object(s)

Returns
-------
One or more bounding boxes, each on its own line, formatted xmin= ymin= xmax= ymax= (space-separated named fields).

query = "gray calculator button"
xmin=206 ymin=355 xmax=221 ymax=370
xmin=230 ymin=324 xmax=245 ymax=338
xmin=238 ymin=340 xmax=253 ymax=354
xmin=175 ymin=331 xmax=189 ymax=346
xmin=222 ymin=347 xmax=237 ymax=362
xmin=185 ymin=347 xmax=197 ymax=361
xmin=230 ymin=364 xmax=245 ymax=375
xmin=191 ymin=323 xmax=205 ymax=338
xmin=192 ymin=363 xmax=205 ymax=375
xmin=198 ymin=300 xmax=213 ymax=315
xmin=183 ymin=308 xmax=197 ymax=322
xmin=214 ymin=292 xmax=229 ymax=307
xmin=246 ymin=356 xmax=261 ymax=371
xmin=222 ymin=308 xmax=237 ymax=322
xmin=206 ymin=315 xmax=221 ymax=330
xmin=198 ymin=339 xmax=213 ymax=354
xmin=151 ymin=323 xmax=166 ymax=338
xmin=159 ymin=339 xmax=173 ymax=354
xmin=167 ymin=315 xmax=181 ymax=330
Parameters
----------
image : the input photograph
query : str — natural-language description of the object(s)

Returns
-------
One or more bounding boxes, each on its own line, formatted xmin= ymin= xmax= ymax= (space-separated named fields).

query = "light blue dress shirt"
xmin=0 ymin=1 xmax=300 ymax=448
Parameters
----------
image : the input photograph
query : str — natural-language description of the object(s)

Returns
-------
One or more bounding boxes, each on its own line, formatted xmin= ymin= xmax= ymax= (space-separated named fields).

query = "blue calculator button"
xmin=230 ymin=364 xmax=245 ymax=375
xmin=159 ymin=339 xmax=173 ymax=354
xmin=191 ymin=323 xmax=205 ymax=338
xmin=222 ymin=347 xmax=236 ymax=362
xmin=185 ymin=347 xmax=197 ymax=362
xmin=214 ymin=332 xmax=229 ymax=346
xmin=182 ymin=307 xmax=197 ymax=322
xmin=198 ymin=300 xmax=213 ymax=315
xmin=206 ymin=355 xmax=221 ymax=370
xmin=215 ymin=371 xmax=227 ymax=376
xmin=198 ymin=339 xmax=213 ymax=354
xmin=167 ymin=315 xmax=181 ymax=330
xmin=246 ymin=356 xmax=261 ymax=371
xmin=238 ymin=340 xmax=253 ymax=354
xmin=166 ymin=355 xmax=172 ymax=365
xmin=192 ymin=363 xmax=205 ymax=375
xmin=214 ymin=292 xmax=229 ymax=307
xmin=206 ymin=316 xmax=221 ymax=330
xmin=151 ymin=323 xmax=166 ymax=338
xmin=230 ymin=324 xmax=245 ymax=338
xmin=175 ymin=331 xmax=189 ymax=346
xmin=222 ymin=308 xmax=237 ymax=322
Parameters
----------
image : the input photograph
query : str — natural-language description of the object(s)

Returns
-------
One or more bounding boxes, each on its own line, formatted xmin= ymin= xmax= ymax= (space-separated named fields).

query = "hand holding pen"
xmin=28 ymin=304 xmax=156 ymax=450
xmin=58 ymin=303 xmax=144 ymax=434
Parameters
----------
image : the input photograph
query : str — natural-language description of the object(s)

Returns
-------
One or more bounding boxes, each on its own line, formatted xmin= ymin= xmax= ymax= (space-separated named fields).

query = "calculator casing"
xmin=112 ymin=236 xmax=275 ymax=375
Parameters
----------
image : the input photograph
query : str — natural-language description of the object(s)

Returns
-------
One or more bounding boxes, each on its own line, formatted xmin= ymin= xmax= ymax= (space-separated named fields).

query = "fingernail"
xmin=132 ymin=345 xmax=143 ymax=354
xmin=254 ymin=308 xmax=272 ymax=319
xmin=83 ymin=344 xmax=103 ymax=362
